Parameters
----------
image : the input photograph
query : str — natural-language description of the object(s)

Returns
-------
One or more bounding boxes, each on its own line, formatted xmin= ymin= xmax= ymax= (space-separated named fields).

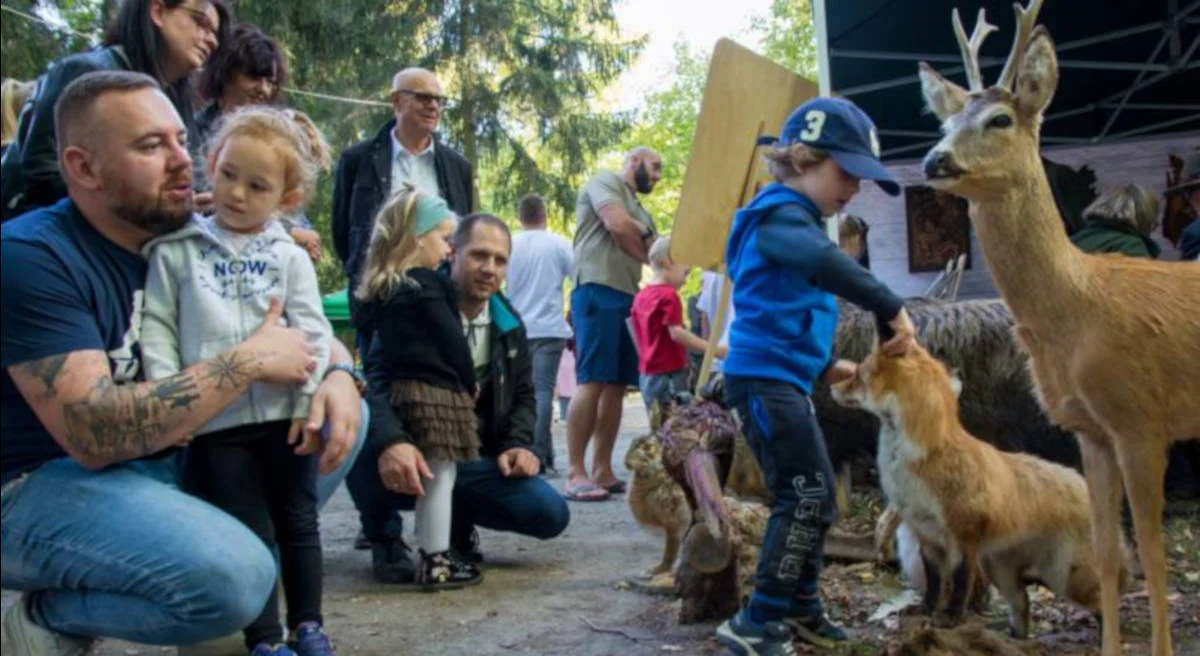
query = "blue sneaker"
xmin=289 ymin=622 xmax=335 ymax=656
xmin=249 ymin=644 xmax=297 ymax=656
xmin=715 ymin=610 xmax=796 ymax=656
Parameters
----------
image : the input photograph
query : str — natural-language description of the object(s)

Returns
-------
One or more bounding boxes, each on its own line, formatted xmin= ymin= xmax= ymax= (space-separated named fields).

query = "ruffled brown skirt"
xmin=390 ymin=380 xmax=480 ymax=462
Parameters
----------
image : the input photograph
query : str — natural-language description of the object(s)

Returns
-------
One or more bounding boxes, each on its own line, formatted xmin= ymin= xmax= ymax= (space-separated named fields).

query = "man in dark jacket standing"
xmin=331 ymin=67 xmax=474 ymax=355
xmin=347 ymin=214 xmax=569 ymax=584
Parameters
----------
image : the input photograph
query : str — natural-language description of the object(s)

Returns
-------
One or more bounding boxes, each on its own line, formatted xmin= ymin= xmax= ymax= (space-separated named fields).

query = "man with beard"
xmin=563 ymin=146 xmax=662 ymax=502
xmin=0 ymin=71 xmax=364 ymax=650
xmin=348 ymin=213 xmax=570 ymax=585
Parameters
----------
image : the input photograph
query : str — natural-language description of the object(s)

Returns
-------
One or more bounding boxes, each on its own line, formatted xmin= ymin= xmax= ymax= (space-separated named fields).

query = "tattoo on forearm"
xmin=152 ymin=374 xmax=201 ymax=409
xmin=204 ymin=349 xmax=258 ymax=390
xmin=62 ymin=376 xmax=176 ymax=461
xmin=15 ymin=354 xmax=70 ymax=395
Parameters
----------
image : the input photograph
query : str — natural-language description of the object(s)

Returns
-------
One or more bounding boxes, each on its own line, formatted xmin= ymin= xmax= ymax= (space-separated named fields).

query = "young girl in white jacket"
xmin=141 ymin=106 xmax=335 ymax=656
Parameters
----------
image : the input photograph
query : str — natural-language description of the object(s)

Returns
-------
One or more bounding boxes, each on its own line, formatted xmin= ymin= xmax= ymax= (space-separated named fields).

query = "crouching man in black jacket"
xmin=346 ymin=214 xmax=571 ymax=584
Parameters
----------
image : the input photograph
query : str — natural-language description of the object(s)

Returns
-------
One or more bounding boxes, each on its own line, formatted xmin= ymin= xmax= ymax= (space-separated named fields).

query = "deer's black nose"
xmin=923 ymin=150 xmax=957 ymax=179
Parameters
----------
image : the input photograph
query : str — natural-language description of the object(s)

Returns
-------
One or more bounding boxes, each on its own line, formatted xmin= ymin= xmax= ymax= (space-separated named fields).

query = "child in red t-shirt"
xmin=630 ymin=236 xmax=727 ymax=411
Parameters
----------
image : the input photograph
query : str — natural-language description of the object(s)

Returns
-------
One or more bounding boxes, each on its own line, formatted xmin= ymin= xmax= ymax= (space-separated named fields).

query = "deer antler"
xmin=952 ymin=7 xmax=997 ymax=92
xmin=997 ymin=0 xmax=1047 ymax=90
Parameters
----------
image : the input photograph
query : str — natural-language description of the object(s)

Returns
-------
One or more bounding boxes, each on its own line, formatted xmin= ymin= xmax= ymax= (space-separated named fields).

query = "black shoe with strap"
xmin=416 ymin=549 xmax=483 ymax=590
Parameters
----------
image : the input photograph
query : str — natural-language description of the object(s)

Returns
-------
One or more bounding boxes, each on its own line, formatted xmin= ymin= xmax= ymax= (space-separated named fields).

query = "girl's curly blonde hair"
xmin=355 ymin=184 xmax=428 ymax=302
xmin=204 ymin=106 xmax=331 ymax=202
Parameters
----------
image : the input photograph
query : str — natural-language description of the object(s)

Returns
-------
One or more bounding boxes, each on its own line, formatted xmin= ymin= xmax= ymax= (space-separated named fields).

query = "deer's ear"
xmin=919 ymin=62 xmax=968 ymax=121
xmin=1014 ymin=28 xmax=1058 ymax=117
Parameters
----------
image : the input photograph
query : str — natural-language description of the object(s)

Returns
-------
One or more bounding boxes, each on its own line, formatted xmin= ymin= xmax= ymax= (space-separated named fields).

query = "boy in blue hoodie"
xmin=715 ymin=97 xmax=916 ymax=655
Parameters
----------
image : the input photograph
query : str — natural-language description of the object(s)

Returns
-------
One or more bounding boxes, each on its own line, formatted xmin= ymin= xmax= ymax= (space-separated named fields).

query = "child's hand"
xmin=291 ymin=228 xmax=323 ymax=261
xmin=824 ymin=359 xmax=858 ymax=385
xmin=716 ymin=345 xmax=729 ymax=360
xmin=288 ymin=419 xmax=322 ymax=455
xmin=882 ymin=308 xmax=917 ymax=357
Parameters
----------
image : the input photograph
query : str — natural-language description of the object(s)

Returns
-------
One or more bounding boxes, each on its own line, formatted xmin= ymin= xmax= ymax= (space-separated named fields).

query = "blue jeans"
xmin=314 ymin=399 xmax=370 ymax=509
xmin=348 ymin=455 xmax=570 ymax=545
xmin=0 ymin=458 xmax=275 ymax=645
xmin=528 ymin=338 xmax=567 ymax=469
xmin=724 ymin=375 xmax=837 ymax=622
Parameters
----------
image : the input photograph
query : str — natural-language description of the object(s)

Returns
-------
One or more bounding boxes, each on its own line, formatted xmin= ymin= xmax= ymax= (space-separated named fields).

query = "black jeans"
xmin=724 ymin=376 xmax=837 ymax=619
xmin=183 ymin=420 xmax=321 ymax=646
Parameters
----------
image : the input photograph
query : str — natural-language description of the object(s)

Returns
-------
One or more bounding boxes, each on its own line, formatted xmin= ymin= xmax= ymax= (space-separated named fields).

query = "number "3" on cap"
xmin=801 ymin=110 xmax=826 ymax=141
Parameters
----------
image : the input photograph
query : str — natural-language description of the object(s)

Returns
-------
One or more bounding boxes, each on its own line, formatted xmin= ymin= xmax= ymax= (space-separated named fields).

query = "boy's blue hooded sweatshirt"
xmin=723 ymin=183 xmax=903 ymax=394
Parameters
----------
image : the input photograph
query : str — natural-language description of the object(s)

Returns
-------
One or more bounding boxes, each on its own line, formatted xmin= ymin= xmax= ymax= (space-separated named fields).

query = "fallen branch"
xmin=579 ymin=616 xmax=654 ymax=643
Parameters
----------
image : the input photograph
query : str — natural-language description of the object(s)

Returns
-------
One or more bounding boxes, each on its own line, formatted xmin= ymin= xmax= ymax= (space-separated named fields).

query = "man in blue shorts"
xmin=563 ymin=147 xmax=661 ymax=501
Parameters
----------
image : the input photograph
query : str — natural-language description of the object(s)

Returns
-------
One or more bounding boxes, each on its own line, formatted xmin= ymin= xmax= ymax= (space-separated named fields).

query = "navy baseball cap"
xmin=762 ymin=97 xmax=900 ymax=197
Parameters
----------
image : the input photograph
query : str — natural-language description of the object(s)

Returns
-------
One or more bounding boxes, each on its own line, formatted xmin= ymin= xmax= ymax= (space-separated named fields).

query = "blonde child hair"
xmin=762 ymin=142 xmax=830 ymax=182
xmin=648 ymin=235 xmax=673 ymax=270
xmin=204 ymin=105 xmax=332 ymax=201
xmin=356 ymin=184 xmax=452 ymax=302
xmin=1083 ymin=184 xmax=1161 ymax=236
xmin=2 ymin=78 xmax=35 ymax=146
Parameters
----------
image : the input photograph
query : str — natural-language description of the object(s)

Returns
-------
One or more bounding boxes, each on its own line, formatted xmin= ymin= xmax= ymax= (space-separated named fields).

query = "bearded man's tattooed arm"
xmin=8 ymin=347 xmax=264 ymax=469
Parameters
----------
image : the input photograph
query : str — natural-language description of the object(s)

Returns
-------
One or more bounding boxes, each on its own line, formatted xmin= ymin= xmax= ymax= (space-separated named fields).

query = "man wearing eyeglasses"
xmin=331 ymin=66 xmax=474 ymax=582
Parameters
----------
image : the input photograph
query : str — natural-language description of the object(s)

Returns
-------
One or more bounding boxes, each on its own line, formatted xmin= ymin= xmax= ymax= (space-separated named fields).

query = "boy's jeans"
xmin=723 ymin=375 xmax=838 ymax=621
xmin=1 ymin=457 xmax=275 ymax=644
xmin=638 ymin=368 xmax=690 ymax=413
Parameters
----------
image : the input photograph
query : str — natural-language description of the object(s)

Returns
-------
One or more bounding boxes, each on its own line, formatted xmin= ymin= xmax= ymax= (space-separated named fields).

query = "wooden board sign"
xmin=669 ymin=38 xmax=819 ymax=270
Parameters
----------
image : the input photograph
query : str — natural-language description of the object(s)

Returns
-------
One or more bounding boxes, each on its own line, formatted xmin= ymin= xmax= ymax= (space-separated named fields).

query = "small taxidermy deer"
xmin=917 ymin=2 xmax=1200 ymax=655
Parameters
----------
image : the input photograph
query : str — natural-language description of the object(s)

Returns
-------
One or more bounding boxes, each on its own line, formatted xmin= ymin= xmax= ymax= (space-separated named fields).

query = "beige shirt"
xmin=573 ymin=170 xmax=656 ymax=296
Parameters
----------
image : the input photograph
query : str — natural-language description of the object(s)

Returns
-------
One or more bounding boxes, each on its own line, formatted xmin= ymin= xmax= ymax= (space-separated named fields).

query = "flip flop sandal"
xmin=563 ymin=480 xmax=611 ymax=502
xmin=602 ymin=480 xmax=627 ymax=494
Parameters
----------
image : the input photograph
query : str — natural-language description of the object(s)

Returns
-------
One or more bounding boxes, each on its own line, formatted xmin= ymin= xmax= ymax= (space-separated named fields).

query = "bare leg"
xmin=1114 ymin=435 xmax=1173 ymax=656
xmin=1079 ymin=434 xmax=1127 ymax=656
xmin=591 ymin=384 xmax=626 ymax=486
xmin=566 ymin=383 xmax=603 ymax=485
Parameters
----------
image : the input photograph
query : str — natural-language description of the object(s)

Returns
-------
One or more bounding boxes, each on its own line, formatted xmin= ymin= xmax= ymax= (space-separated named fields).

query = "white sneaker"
xmin=2 ymin=595 xmax=93 ymax=656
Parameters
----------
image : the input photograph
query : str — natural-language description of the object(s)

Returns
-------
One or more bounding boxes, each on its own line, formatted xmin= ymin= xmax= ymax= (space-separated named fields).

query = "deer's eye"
xmin=987 ymin=114 xmax=1014 ymax=129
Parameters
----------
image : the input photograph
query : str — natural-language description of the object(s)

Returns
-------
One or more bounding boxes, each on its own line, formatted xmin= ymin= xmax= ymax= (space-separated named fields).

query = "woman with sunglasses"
xmin=1 ymin=0 xmax=232 ymax=221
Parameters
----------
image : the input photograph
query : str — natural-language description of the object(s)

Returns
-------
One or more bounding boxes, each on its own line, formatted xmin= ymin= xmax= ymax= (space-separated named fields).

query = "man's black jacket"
xmin=331 ymin=119 xmax=473 ymax=329
xmin=366 ymin=292 xmax=535 ymax=460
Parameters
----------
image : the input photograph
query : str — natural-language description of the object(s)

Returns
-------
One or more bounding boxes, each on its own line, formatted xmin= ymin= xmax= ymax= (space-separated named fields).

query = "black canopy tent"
xmin=816 ymin=0 xmax=1200 ymax=161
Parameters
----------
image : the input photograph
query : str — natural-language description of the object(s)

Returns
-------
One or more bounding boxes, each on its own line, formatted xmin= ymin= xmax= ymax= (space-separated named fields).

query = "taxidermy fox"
xmin=831 ymin=343 xmax=1126 ymax=638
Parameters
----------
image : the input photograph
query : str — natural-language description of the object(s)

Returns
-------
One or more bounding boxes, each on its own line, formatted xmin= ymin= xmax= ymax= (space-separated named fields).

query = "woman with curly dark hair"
xmin=0 ymin=0 xmax=232 ymax=221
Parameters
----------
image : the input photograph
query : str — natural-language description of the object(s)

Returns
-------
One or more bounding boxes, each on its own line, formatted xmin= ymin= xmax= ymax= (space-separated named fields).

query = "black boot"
xmin=371 ymin=536 xmax=416 ymax=584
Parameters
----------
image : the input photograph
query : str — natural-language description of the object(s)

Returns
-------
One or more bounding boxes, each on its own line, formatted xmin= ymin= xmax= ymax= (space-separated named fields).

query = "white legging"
xmin=415 ymin=460 xmax=456 ymax=554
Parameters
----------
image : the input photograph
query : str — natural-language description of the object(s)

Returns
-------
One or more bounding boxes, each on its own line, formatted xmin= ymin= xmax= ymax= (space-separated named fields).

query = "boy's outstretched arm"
xmin=757 ymin=211 xmax=903 ymax=321
xmin=667 ymin=325 xmax=727 ymax=358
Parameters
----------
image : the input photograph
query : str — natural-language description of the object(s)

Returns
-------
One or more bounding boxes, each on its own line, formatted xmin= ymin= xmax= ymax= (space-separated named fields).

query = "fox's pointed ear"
xmin=949 ymin=369 xmax=964 ymax=398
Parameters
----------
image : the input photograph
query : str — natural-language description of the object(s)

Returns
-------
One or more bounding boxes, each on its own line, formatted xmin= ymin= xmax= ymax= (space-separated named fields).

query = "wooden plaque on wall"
xmin=669 ymin=39 xmax=819 ymax=270
xmin=904 ymin=185 xmax=972 ymax=273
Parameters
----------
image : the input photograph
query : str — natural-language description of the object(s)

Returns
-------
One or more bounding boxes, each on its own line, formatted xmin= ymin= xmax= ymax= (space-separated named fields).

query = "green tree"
xmin=1 ymin=0 xmax=99 ymax=80
xmin=752 ymin=0 xmax=818 ymax=78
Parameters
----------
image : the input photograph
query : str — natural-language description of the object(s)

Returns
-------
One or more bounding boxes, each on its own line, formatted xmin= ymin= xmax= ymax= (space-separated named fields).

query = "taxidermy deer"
xmin=917 ymin=2 xmax=1200 ymax=655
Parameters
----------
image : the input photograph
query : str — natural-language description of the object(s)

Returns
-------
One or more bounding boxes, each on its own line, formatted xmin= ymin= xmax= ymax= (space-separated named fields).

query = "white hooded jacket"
xmin=141 ymin=214 xmax=331 ymax=436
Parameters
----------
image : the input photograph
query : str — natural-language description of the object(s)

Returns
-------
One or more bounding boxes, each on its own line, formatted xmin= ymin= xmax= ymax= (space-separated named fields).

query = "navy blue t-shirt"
xmin=1 ymin=199 xmax=148 ymax=484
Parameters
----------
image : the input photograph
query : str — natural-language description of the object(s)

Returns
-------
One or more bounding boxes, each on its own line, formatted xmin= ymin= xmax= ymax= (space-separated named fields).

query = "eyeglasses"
xmin=395 ymin=89 xmax=450 ymax=107
xmin=180 ymin=6 xmax=219 ymax=40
